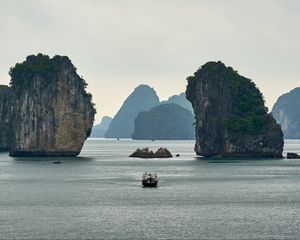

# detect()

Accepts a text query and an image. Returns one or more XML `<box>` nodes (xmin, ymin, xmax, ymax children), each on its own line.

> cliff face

<box><xmin>132</xmin><ymin>103</ymin><xmax>195</xmax><ymax>140</ymax></box>
<box><xmin>105</xmin><ymin>84</ymin><xmax>159</xmax><ymax>138</ymax></box>
<box><xmin>272</xmin><ymin>88</ymin><xmax>300</xmax><ymax>139</ymax></box>
<box><xmin>9</xmin><ymin>54</ymin><xmax>95</xmax><ymax>156</ymax></box>
<box><xmin>186</xmin><ymin>61</ymin><xmax>283</xmax><ymax>158</ymax></box>
<box><xmin>0</xmin><ymin>85</ymin><xmax>12</xmax><ymax>151</ymax></box>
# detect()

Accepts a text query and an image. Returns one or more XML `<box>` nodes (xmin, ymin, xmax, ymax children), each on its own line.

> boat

<box><xmin>142</xmin><ymin>172</ymin><xmax>158</xmax><ymax>187</ymax></box>
<box><xmin>53</xmin><ymin>160</ymin><xmax>61</xmax><ymax>164</ymax></box>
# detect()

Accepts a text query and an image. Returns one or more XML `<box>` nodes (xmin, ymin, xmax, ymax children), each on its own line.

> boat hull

<box><xmin>142</xmin><ymin>181</ymin><xmax>158</xmax><ymax>187</ymax></box>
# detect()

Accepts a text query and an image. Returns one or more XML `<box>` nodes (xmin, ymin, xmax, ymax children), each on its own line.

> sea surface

<box><xmin>1</xmin><ymin>139</ymin><xmax>300</xmax><ymax>239</ymax></box>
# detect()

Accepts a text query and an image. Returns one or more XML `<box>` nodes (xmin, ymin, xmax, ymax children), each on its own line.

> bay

<box><xmin>1</xmin><ymin>139</ymin><xmax>300</xmax><ymax>239</ymax></box>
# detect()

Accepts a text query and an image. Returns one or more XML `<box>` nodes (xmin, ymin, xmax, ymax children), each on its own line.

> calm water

<box><xmin>1</xmin><ymin>139</ymin><xmax>300</xmax><ymax>239</ymax></box>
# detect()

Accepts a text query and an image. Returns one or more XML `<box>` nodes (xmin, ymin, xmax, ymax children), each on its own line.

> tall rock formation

<box><xmin>272</xmin><ymin>88</ymin><xmax>300</xmax><ymax>139</ymax></box>
<box><xmin>105</xmin><ymin>84</ymin><xmax>159</xmax><ymax>138</ymax></box>
<box><xmin>0</xmin><ymin>85</ymin><xmax>12</xmax><ymax>151</ymax></box>
<box><xmin>161</xmin><ymin>93</ymin><xmax>193</xmax><ymax>112</ymax></box>
<box><xmin>90</xmin><ymin>116</ymin><xmax>112</xmax><ymax>138</ymax></box>
<box><xmin>186</xmin><ymin>61</ymin><xmax>283</xmax><ymax>157</ymax></box>
<box><xmin>132</xmin><ymin>103</ymin><xmax>195</xmax><ymax>140</ymax></box>
<box><xmin>9</xmin><ymin>54</ymin><xmax>95</xmax><ymax>156</ymax></box>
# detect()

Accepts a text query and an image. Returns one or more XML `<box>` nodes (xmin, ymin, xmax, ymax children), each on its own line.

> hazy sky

<box><xmin>1</xmin><ymin>0</ymin><xmax>299</xmax><ymax>122</ymax></box>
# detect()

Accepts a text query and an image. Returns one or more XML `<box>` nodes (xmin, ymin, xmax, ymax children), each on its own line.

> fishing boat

<box><xmin>142</xmin><ymin>172</ymin><xmax>158</xmax><ymax>187</ymax></box>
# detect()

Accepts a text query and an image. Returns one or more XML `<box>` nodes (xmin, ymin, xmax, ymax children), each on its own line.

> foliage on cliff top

<box><xmin>9</xmin><ymin>54</ymin><xmax>70</xmax><ymax>89</ymax></box>
<box><xmin>9</xmin><ymin>54</ymin><xmax>90</xmax><ymax>93</ymax></box>
<box><xmin>8</xmin><ymin>53</ymin><xmax>96</xmax><ymax>112</ymax></box>
<box><xmin>187</xmin><ymin>61</ymin><xmax>270</xmax><ymax>141</ymax></box>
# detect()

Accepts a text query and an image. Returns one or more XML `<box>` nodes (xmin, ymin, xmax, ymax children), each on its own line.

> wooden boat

<box><xmin>142</xmin><ymin>172</ymin><xmax>158</xmax><ymax>187</ymax></box>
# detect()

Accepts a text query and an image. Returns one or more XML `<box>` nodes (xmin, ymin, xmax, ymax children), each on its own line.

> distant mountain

<box><xmin>132</xmin><ymin>103</ymin><xmax>195</xmax><ymax>140</ymax></box>
<box><xmin>272</xmin><ymin>88</ymin><xmax>300</xmax><ymax>139</ymax></box>
<box><xmin>90</xmin><ymin>116</ymin><xmax>112</xmax><ymax>138</ymax></box>
<box><xmin>161</xmin><ymin>92</ymin><xmax>193</xmax><ymax>112</ymax></box>
<box><xmin>0</xmin><ymin>85</ymin><xmax>12</xmax><ymax>151</ymax></box>
<box><xmin>105</xmin><ymin>84</ymin><xmax>160</xmax><ymax>138</ymax></box>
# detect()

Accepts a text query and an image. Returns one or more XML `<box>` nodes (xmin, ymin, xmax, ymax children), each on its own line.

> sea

<box><xmin>1</xmin><ymin>139</ymin><xmax>300</xmax><ymax>240</ymax></box>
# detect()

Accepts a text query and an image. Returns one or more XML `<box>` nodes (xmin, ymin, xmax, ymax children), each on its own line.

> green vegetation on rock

<box><xmin>9</xmin><ymin>53</ymin><xmax>94</xmax><ymax>107</ymax></box>
<box><xmin>8</xmin><ymin>54</ymin><xmax>96</xmax><ymax>156</ymax></box>
<box><xmin>10</xmin><ymin>54</ymin><xmax>66</xmax><ymax>90</ymax></box>
<box><xmin>186</xmin><ymin>61</ymin><xmax>283</xmax><ymax>157</ymax></box>
<box><xmin>188</xmin><ymin>61</ymin><xmax>268</xmax><ymax>142</ymax></box>
<box><xmin>225</xmin><ymin>69</ymin><xmax>268</xmax><ymax>141</ymax></box>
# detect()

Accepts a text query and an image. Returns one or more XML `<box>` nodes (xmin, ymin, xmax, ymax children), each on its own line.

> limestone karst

<box><xmin>272</xmin><ymin>88</ymin><xmax>300</xmax><ymax>139</ymax></box>
<box><xmin>186</xmin><ymin>61</ymin><xmax>283</xmax><ymax>157</ymax></box>
<box><xmin>9</xmin><ymin>54</ymin><xmax>95</xmax><ymax>156</ymax></box>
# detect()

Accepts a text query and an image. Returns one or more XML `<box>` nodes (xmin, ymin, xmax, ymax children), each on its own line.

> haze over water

<box><xmin>1</xmin><ymin>139</ymin><xmax>300</xmax><ymax>239</ymax></box>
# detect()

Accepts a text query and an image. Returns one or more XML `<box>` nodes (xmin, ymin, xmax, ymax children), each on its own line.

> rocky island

<box><xmin>90</xmin><ymin>116</ymin><xmax>112</xmax><ymax>138</ymax></box>
<box><xmin>272</xmin><ymin>88</ymin><xmax>300</xmax><ymax>139</ymax></box>
<box><xmin>186</xmin><ymin>61</ymin><xmax>283</xmax><ymax>158</ymax></box>
<box><xmin>160</xmin><ymin>92</ymin><xmax>193</xmax><ymax>112</ymax></box>
<box><xmin>132</xmin><ymin>103</ymin><xmax>194</xmax><ymax>140</ymax></box>
<box><xmin>9</xmin><ymin>54</ymin><xmax>96</xmax><ymax>156</ymax></box>
<box><xmin>105</xmin><ymin>84</ymin><xmax>159</xmax><ymax>138</ymax></box>
<box><xmin>0</xmin><ymin>85</ymin><xmax>12</xmax><ymax>151</ymax></box>
<box><xmin>129</xmin><ymin>147</ymin><xmax>173</xmax><ymax>158</ymax></box>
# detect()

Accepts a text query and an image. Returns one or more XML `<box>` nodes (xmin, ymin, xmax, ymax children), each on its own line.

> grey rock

<box><xmin>9</xmin><ymin>54</ymin><xmax>95</xmax><ymax>157</ymax></box>
<box><xmin>90</xmin><ymin>116</ymin><xmax>112</xmax><ymax>138</ymax></box>
<box><xmin>129</xmin><ymin>147</ymin><xmax>172</xmax><ymax>158</ymax></box>
<box><xmin>186</xmin><ymin>61</ymin><xmax>283</xmax><ymax>158</ymax></box>
<box><xmin>287</xmin><ymin>152</ymin><xmax>300</xmax><ymax>159</ymax></box>
<box><xmin>105</xmin><ymin>84</ymin><xmax>159</xmax><ymax>138</ymax></box>
<box><xmin>272</xmin><ymin>88</ymin><xmax>300</xmax><ymax>139</ymax></box>
<box><xmin>0</xmin><ymin>85</ymin><xmax>12</xmax><ymax>151</ymax></box>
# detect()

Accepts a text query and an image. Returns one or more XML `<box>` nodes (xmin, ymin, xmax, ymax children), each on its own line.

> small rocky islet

<box><xmin>129</xmin><ymin>147</ymin><xmax>173</xmax><ymax>158</ymax></box>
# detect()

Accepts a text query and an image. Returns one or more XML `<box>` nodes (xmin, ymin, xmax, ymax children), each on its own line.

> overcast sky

<box><xmin>1</xmin><ymin>0</ymin><xmax>299</xmax><ymax>122</ymax></box>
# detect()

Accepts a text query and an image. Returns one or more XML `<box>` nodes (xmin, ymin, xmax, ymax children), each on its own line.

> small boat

<box><xmin>142</xmin><ymin>172</ymin><xmax>158</xmax><ymax>187</ymax></box>
<box><xmin>53</xmin><ymin>161</ymin><xmax>61</xmax><ymax>164</ymax></box>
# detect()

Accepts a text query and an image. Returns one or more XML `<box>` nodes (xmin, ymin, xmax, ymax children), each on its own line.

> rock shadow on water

<box><xmin>194</xmin><ymin>156</ymin><xmax>284</xmax><ymax>164</ymax></box>
<box><xmin>13</xmin><ymin>156</ymin><xmax>95</xmax><ymax>162</ymax></box>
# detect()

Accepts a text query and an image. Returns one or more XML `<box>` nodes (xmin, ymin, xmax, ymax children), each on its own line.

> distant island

<box><xmin>272</xmin><ymin>88</ymin><xmax>300</xmax><ymax>139</ymax></box>
<box><xmin>102</xmin><ymin>86</ymin><xmax>193</xmax><ymax>139</ymax></box>
<box><xmin>4</xmin><ymin>53</ymin><xmax>95</xmax><ymax>156</ymax></box>
<box><xmin>90</xmin><ymin>116</ymin><xmax>112</xmax><ymax>138</ymax></box>
<box><xmin>105</xmin><ymin>84</ymin><xmax>160</xmax><ymax>138</ymax></box>
<box><xmin>160</xmin><ymin>93</ymin><xmax>193</xmax><ymax>113</ymax></box>
<box><xmin>0</xmin><ymin>85</ymin><xmax>12</xmax><ymax>151</ymax></box>
<box><xmin>132</xmin><ymin>103</ymin><xmax>194</xmax><ymax>140</ymax></box>
<box><xmin>186</xmin><ymin>61</ymin><xmax>283</xmax><ymax>158</ymax></box>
